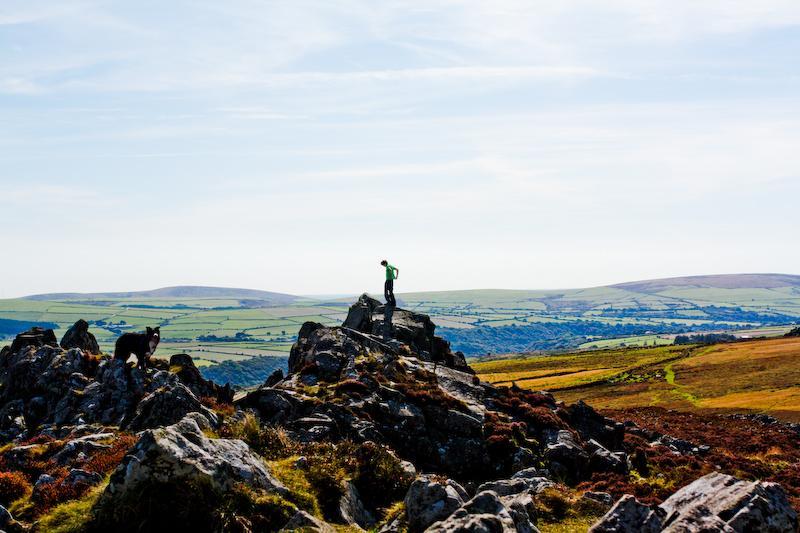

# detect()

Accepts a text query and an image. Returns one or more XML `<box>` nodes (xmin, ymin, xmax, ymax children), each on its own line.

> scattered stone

<box><xmin>280</xmin><ymin>510</ymin><xmax>335</xmax><ymax>532</ymax></box>
<box><xmin>63</xmin><ymin>468</ymin><xmax>104</xmax><ymax>487</ymax></box>
<box><xmin>589</xmin><ymin>495</ymin><xmax>665</xmax><ymax>533</ymax></box>
<box><xmin>581</xmin><ymin>491</ymin><xmax>614</xmax><ymax>508</ymax></box>
<box><xmin>427</xmin><ymin>490</ymin><xmax>538</xmax><ymax>533</ymax></box>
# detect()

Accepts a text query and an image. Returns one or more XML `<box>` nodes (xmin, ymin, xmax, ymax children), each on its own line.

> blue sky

<box><xmin>1</xmin><ymin>1</ymin><xmax>799</xmax><ymax>298</ymax></box>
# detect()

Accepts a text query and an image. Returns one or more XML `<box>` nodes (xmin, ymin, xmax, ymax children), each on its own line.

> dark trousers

<box><xmin>384</xmin><ymin>279</ymin><xmax>396</xmax><ymax>307</ymax></box>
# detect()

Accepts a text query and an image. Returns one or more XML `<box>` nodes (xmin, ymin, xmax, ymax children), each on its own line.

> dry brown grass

<box><xmin>476</xmin><ymin>337</ymin><xmax>800</xmax><ymax>422</ymax></box>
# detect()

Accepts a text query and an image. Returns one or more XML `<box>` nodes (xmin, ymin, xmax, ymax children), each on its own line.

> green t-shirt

<box><xmin>385</xmin><ymin>264</ymin><xmax>398</xmax><ymax>281</ymax></box>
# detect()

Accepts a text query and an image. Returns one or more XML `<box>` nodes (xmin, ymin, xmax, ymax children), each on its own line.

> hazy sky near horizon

<box><xmin>1</xmin><ymin>1</ymin><xmax>799</xmax><ymax>298</ymax></box>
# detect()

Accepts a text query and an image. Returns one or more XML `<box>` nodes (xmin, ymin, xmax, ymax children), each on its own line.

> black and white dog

<box><xmin>113</xmin><ymin>326</ymin><xmax>160</xmax><ymax>370</ymax></box>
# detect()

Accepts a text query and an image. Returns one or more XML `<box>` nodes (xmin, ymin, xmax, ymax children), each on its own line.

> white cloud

<box><xmin>1</xmin><ymin>1</ymin><xmax>799</xmax><ymax>296</ymax></box>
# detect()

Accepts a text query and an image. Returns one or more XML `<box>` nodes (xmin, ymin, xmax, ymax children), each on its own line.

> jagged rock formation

<box><xmin>6</xmin><ymin>326</ymin><xmax>57</xmax><ymax>354</ymax></box>
<box><xmin>60</xmin><ymin>319</ymin><xmax>100</xmax><ymax>354</ymax></box>
<box><xmin>94</xmin><ymin>413</ymin><xmax>287</xmax><ymax>531</ymax></box>
<box><xmin>0</xmin><ymin>328</ymin><xmax>227</xmax><ymax>437</ymax></box>
<box><xmin>0</xmin><ymin>300</ymin><xmax>795</xmax><ymax>533</ymax></box>
<box><xmin>590</xmin><ymin>472</ymin><xmax>798</xmax><ymax>532</ymax></box>
<box><xmin>242</xmin><ymin>294</ymin><xmax>627</xmax><ymax>480</ymax></box>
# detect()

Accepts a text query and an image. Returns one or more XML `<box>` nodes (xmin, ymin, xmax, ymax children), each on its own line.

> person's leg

<box><xmin>388</xmin><ymin>279</ymin><xmax>396</xmax><ymax>306</ymax></box>
<box><xmin>384</xmin><ymin>279</ymin><xmax>391</xmax><ymax>304</ymax></box>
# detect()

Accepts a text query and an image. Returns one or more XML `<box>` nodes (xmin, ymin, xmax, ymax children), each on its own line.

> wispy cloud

<box><xmin>1</xmin><ymin>0</ymin><xmax>799</xmax><ymax>295</ymax></box>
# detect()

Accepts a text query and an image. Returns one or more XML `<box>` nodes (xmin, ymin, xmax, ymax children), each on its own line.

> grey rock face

<box><xmin>288</xmin><ymin>324</ymin><xmax>363</xmax><ymax>381</ymax></box>
<box><xmin>339</xmin><ymin>480</ymin><xmax>377</xmax><ymax>529</ymax></box>
<box><xmin>280</xmin><ymin>510</ymin><xmax>335</xmax><ymax>532</ymax></box>
<box><xmin>476</xmin><ymin>477</ymin><xmax>553</xmax><ymax>497</ymax></box>
<box><xmin>404</xmin><ymin>475</ymin><xmax>469</xmax><ymax>532</ymax></box>
<box><xmin>589</xmin><ymin>495</ymin><xmax>666</xmax><ymax>533</ymax></box>
<box><xmin>544</xmin><ymin>430</ymin><xmax>589</xmax><ymax>483</ymax></box>
<box><xmin>427</xmin><ymin>490</ymin><xmax>539</xmax><ymax>533</ymax></box>
<box><xmin>95</xmin><ymin>413</ymin><xmax>287</xmax><ymax>527</ymax></box>
<box><xmin>60</xmin><ymin>319</ymin><xmax>100</xmax><ymax>354</ymax></box>
<box><xmin>264</xmin><ymin>367</ymin><xmax>285</xmax><ymax>387</ymax></box>
<box><xmin>590</xmin><ymin>472</ymin><xmax>798</xmax><ymax>533</ymax></box>
<box><xmin>168</xmin><ymin>353</ymin><xmax>233</xmax><ymax>403</ymax></box>
<box><xmin>586</xmin><ymin>438</ymin><xmax>629</xmax><ymax>474</ymax></box>
<box><xmin>52</xmin><ymin>432</ymin><xmax>114</xmax><ymax>465</ymax></box>
<box><xmin>342</xmin><ymin>294</ymin><xmax>472</xmax><ymax>372</ymax></box>
<box><xmin>9</xmin><ymin>327</ymin><xmax>58</xmax><ymax>354</ymax></box>
<box><xmin>581</xmin><ymin>491</ymin><xmax>614</xmax><ymax>508</ymax></box>
<box><xmin>660</xmin><ymin>472</ymin><xmax>798</xmax><ymax>532</ymax></box>
<box><xmin>63</xmin><ymin>468</ymin><xmax>104</xmax><ymax>487</ymax></box>
<box><xmin>564</xmin><ymin>400</ymin><xmax>624</xmax><ymax>450</ymax></box>
<box><xmin>124</xmin><ymin>377</ymin><xmax>218</xmax><ymax>431</ymax></box>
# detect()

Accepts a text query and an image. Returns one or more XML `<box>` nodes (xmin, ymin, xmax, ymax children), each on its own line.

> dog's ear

<box><xmin>146</xmin><ymin>326</ymin><xmax>153</xmax><ymax>335</ymax></box>
<box><xmin>154</xmin><ymin>327</ymin><xmax>160</xmax><ymax>334</ymax></box>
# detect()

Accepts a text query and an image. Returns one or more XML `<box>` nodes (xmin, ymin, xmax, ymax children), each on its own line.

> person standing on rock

<box><xmin>381</xmin><ymin>259</ymin><xmax>399</xmax><ymax>307</ymax></box>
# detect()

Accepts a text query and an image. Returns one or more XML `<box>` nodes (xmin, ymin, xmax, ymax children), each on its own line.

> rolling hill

<box><xmin>0</xmin><ymin>273</ymin><xmax>798</xmax><ymax>387</ymax></box>
<box><xmin>24</xmin><ymin>285</ymin><xmax>300</xmax><ymax>306</ymax></box>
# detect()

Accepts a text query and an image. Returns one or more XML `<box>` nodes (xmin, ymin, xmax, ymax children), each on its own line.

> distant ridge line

<box><xmin>20</xmin><ymin>273</ymin><xmax>800</xmax><ymax>302</ymax></box>
<box><xmin>24</xmin><ymin>285</ymin><xmax>300</xmax><ymax>303</ymax></box>
<box><xmin>610</xmin><ymin>273</ymin><xmax>800</xmax><ymax>293</ymax></box>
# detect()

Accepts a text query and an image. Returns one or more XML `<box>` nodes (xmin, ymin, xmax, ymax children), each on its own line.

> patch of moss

<box><xmin>538</xmin><ymin>515</ymin><xmax>600</xmax><ymax>533</ymax></box>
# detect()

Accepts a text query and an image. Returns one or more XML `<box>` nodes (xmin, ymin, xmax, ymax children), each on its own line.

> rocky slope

<box><xmin>0</xmin><ymin>294</ymin><xmax>794</xmax><ymax>532</ymax></box>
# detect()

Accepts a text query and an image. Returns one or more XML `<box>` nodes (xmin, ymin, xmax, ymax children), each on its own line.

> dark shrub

<box><xmin>0</xmin><ymin>471</ymin><xmax>30</xmax><ymax>506</ymax></box>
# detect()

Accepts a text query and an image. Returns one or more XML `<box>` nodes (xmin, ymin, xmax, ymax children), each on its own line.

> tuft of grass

<box><xmin>381</xmin><ymin>500</ymin><xmax>405</xmax><ymax>523</ymax></box>
<box><xmin>220</xmin><ymin>412</ymin><xmax>298</xmax><ymax>460</ymax></box>
<box><xmin>539</xmin><ymin>515</ymin><xmax>600</xmax><ymax>533</ymax></box>
<box><xmin>200</xmin><ymin>396</ymin><xmax>235</xmax><ymax>418</ymax></box>
<box><xmin>219</xmin><ymin>484</ymin><xmax>297</xmax><ymax>533</ymax></box>
<box><xmin>269</xmin><ymin>457</ymin><xmax>321</xmax><ymax>516</ymax></box>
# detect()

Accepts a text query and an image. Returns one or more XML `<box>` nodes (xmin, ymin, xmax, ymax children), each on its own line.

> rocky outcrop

<box><xmin>427</xmin><ymin>490</ymin><xmax>539</xmax><ymax>533</ymax></box>
<box><xmin>405</xmin><ymin>470</ymin><xmax>543</xmax><ymax>533</ymax></box>
<box><xmin>60</xmin><ymin>319</ymin><xmax>100</xmax><ymax>354</ymax></box>
<box><xmin>124</xmin><ymin>375</ymin><xmax>219</xmax><ymax>431</ymax></box>
<box><xmin>94</xmin><ymin>413</ymin><xmax>286</xmax><ymax>530</ymax></box>
<box><xmin>590</xmin><ymin>472</ymin><xmax>798</xmax><ymax>532</ymax></box>
<box><xmin>0</xmin><ymin>298</ymin><xmax>795</xmax><ymax>533</ymax></box>
<box><xmin>0</xmin><ymin>330</ymin><xmax>231</xmax><ymax>434</ymax></box>
<box><xmin>242</xmin><ymin>296</ymin><xmax>636</xmax><ymax>481</ymax></box>
<box><xmin>168</xmin><ymin>353</ymin><xmax>233</xmax><ymax>403</ymax></box>
<box><xmin>589</xmin><ymin>495</ymin><xmax>665</xmax><ymax>533</ymax></box>
<box><xmin>404</xmin><ymin>475</ymin><xmax>469</xmax><ymax>532</ymax></box>
<box><xmin>341</xmin><ymin>294</ymin><xmax>471</xmax><ymax>372</ymax></box>
<box><xmin>7</xmin><ymin>327</ymin><xmax>57</xmax><ymax>354</ymax></box>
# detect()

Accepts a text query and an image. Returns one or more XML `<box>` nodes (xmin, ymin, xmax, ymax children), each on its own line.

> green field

<box><xmin>1</xmin><ymin>274</ymin><xmax>799</xmax><ymax>376</ymax></box>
